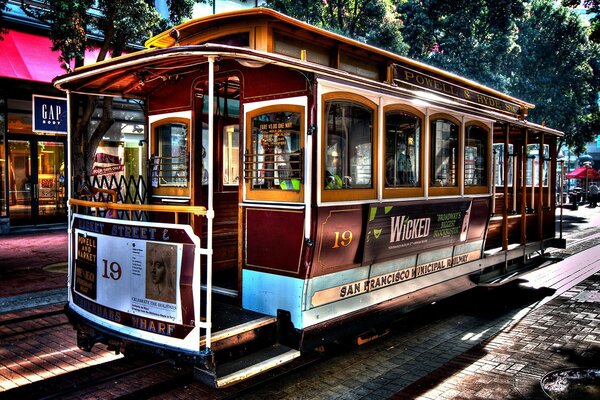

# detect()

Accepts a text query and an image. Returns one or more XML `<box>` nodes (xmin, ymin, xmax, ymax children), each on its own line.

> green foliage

<box><xmin>397</xmin><ymin>0</ymin><xmax>526</xmax><ymax>91</ymax></box>
<box><xmin>562</xmin><ymin>0</ymin><xmax>600</xmax><ymax>42</ymax></box>
<box><xmin>510</xmin><ymin>0</ymin><xmax>600</xmax><ymax>151</ymax></box>
<box><xmin>265</xmin><ymin>0</ymin><xmax>408</xmax><ymax>54</ymax></box>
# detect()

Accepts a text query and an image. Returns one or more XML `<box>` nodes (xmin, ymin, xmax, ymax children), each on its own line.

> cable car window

<box><xmin>247</xmin><ymin>110</ymin><xmax>302</xmax><ymax>192</ymax></box>
<box><xmin>493</xmin><ymin>143</ymin><xmax>514</xmax><ymax>187</ymax></box>
<box><xmin>223</xmin><ymin>125</ymin><xmax>239</xmax><ymax>185</ymax></box>
<box><xmin>151</xmin><ymin>121</ymin><xmax>189</xmax><ymax>188</ymax></box>
<box><xmin>431</xmin><ymin>118</ymin><xmax>458</xmax><ymax>187</ymax></box>
<box><xmin>385</xmin><ymin>110</ymin><xmax>420</xmax><ymax>188</ymax></box>
<box><xmin>324</xmin><ymin>101</ymin><xmax>373</xmax><ymax>190</ymax></box>
<box><xmin>465</xmin><ymin>125</ymin><xmax>488</xmax><ymax>187</ymax></box>
<box><xmin>526</xmin><ymin>144</ymin><xmax>549</xmax><ymax>187</ymax></box>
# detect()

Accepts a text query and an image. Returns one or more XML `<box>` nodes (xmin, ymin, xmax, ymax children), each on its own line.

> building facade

<box><xmin>0</xmin><ymin>2</ymin><xmax>145</xmax><ymax>231</ymax></box>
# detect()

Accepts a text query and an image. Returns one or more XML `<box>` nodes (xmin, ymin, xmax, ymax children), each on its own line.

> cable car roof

<box><xmin>53</xmin><ymin>8</ymin><xmax>562</xmax><ymax>136</ymax></box>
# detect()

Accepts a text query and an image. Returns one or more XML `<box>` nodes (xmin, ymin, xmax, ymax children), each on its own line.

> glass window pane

<box><xmin>325</xmin><ymin>101</ymin><xmax>373</xmax><ymax>190</ymax></box>
<box><xmin>222</xmin><ymin>125</ymin><xmax>240</xmax><ymax>185</ymax></box>
<box><xmin>250</xmin><ymin>111</ymin><xmax>302</xmax><ymax>191</ymax></box>
<box><xmin>431</xmin><ymin>119</ymin><xmax>458</xmax><ymax>187</ymax></box>
<box><xmin>385</xmin><ymin>110</ymin><xmax>420</xmax><ymax>187</ymax></box>
<box><xmin>465</xmin><ymin>125</ymin><xmax>488</xmax><ymax>186</ymax></box>
<box><xmin>152</xmin><ymin>122</ymin><xmax>188</xmax><ymax>187</ymax></box>
<box><xmin>526</xmin><ymin>144</ymin><xmax>549</xmax><ymax>187</ymax></box>
<box><xmin>493</xmin><ymin>143</ymin><xmax>514</xmax><ymax>187</ymax></box>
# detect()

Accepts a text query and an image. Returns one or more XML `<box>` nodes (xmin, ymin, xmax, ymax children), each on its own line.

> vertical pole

<box><xmin>424</xmin><ymin>109</ymin><xmax>430</xmax><ymax>199</ymax></box>
<box><xmin>502</xmin><ymin>124</ymin><xmax>509</xmax><ymax>250</ymax></box>
<box><xmin>538</xmin><ymin>134</ymin><xmax>545</xmax><ymax>242</ymax></box>
<box><xmin>205</xmin><ymin>56</ymin><xmax>215</xmax><ymax>350</ymax></box>
<box><xmin>512</xmin><ymin>152</ymin><xmax>517</xmax><ymax>212</ymax></box>
<box><xmin>66</xmin><ymin>90</ymin><xmax>73</xmax><ymax>302</ymax></box>
<box><xmin>377</xmin><ymin>97</ymin><xmax>383</xmax><ymax>200</ymax></box>
<box><xmin>491</xmin><ymin>146</ymin><xmax>496</xmax><ymax>216</ymax></box>
<box><xmin>559</xmin><ymin>159</ymin><xmax>564</xmax><ymax>239</ymax></box>
<box><xmin>460</xmin><ymin>116</ymin><xmax>465</xmax><ymax>197</ymax></box>
<box><xmin>521</xmin><ymin>129</ymin><xmax>528</xmax><ymax>246</ymax></box>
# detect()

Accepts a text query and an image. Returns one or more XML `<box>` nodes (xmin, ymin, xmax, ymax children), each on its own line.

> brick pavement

<box><xmin>390</xmin><ymin>259</ymin><xmax>600</xmax><ymax>399</ymax></box>
<box><xmin>0</xmin><ymin>227</ymin><xmax>67</xmax><ymax>299</ymax></box>
<box><xmin>236</xmin><ymin>243</ymin><xmax>600</xmax><ymax>400</ymax></box>
<box><xmin>0</xmin><ymin>207</ymin><xmax>598</xmax><ymax>398</ymax></box>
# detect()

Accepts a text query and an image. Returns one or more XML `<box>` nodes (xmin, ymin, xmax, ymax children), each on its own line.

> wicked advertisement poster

<box><xmin>363</xmin><ymin>199</ymin><xmax>472</xmax><ymax>263</ymax></box>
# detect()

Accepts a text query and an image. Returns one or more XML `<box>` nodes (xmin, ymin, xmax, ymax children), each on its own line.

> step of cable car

<box><xmin>195</xmin><ymin>343</ymin><xmax>301</xmax><ymax>387</ymax></box>
<box><xmin>478</xmin><ymin>259</ymin><xmax>555</xmax><ymax>287</ymax></box>
<box><xmin>200</xmin><ymin>301</ymin><xmax>281</xmax><ymax>351</ymax></box>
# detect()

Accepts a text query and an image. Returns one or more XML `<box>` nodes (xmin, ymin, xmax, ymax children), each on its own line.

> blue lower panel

<box><xmin>242</xmin><ymin>269</ymin><xmax>304</xmax><ymax>329</ymax></box>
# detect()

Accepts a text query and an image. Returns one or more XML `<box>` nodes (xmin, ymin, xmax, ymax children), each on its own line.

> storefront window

<box><xmin>431</xmin><ymin>118</ymin><xmax>458</xmax><ymax>187</ymax></box>
<box><xmin>325</xmin><ymin>100</ymin><xmax>373</xmax><ymax>190</ymax></box>
<box><xmin>465</xmin><ymin>125</ymin><xmax>488</xmax><ymax>186</ymax></box>
<box><xmin>385</xmin><ymin>110</ymin><xmax>420</xmax><ymax>188</ymax></box>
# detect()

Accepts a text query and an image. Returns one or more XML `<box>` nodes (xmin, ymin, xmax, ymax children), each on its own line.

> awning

<box><xmin>0</xmin><ymin>29</ymin><xmax>101</xmax><ymax>84</ymax></box>
<box><xmin>566</xmin><ymin>166</ymin><xmax>600</xmax><ymax>180</ymax></box>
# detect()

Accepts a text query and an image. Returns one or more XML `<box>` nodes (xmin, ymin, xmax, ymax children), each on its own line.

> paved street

<box><xmin>0</xmin><ymin>205</ymin><xmax>598</xmax><ymax>399</ymax></box>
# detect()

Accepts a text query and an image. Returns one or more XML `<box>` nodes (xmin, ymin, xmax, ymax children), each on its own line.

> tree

<box><xmin>562</xmin><ymin>0</ymin><xmax>600</xmax><ymax>42</ymax></box>
<box><xmin>2</xmin><ymin>0</ymin><xmax>196</xmax><ymax>182</ymax></box>
<box><xmin>509</xmin><ymin>0</ymin><xmax>600</xmax><ymax>152</ymax></box>
<box><xmin>265</xmin><ymin>0</ymin><xmax>407</xmax><ymax>54</ymax></box>
<box><xmin>397</xmin><ymin>0</ymin><xmax>526</xmax><ymax>91</ymax></box>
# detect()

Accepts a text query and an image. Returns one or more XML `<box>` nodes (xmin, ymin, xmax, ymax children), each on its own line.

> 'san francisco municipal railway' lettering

<box><xmin>340</xmin><ymin>268</ymin><xmax>414</xmax><ymax>298</ymax></box>
<box><xmin>311</xmin><ymin>251</ymin><xmax>479</xmax><ymax>307</ymax></box>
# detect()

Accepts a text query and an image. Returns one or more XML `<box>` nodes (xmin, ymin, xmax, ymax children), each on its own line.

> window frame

<box><xmin>429</xmin><ymin>113</ymin><xmax>461</xmax><ymax>197</ymax></box>
<box><xmin>464</xmin><ymin>121</ymin><xmax>490</xmax><ymax>195</ymax></box>
<box><xmin>321</xmin><ymin>92</ymin><xmax>378</xmax><ymax>203</ymax></box>
<box><xmin>244</xmin><ymin>104</ymin><xmax>304</xmax><ymax>203</ymax></box>
<box><xmin>383</xmin><ymin>104</ymin><xmax>424</xmax><ymax>199</ymax></box>
<box><xmin>150</xmin><ymin>117</ymin><xmax>191</xmax><ymax>198</ymax></box>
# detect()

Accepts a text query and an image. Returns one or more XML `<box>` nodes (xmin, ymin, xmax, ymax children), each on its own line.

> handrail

<box><xmin>69</xmin><ymin>198</ymin><xmax>207</xmax><ymax>223</ymax></box>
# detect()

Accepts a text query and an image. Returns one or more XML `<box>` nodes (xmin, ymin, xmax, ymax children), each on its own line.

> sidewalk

<box><xmin>389</xmin><ymin>244</ymin><xmax>600</xmax><ymax>400</ymax></box>
<box><xmin>0</xmin><ymin>227</ymin><xmax>68</xmax><ymax>299</ymax></box>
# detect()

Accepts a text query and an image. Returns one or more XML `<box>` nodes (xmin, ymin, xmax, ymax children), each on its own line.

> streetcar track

<box><xmin>0</xmin><ymin>357</ymin><xmax>170</xmax><ymax>400</ymax></box>
<box><xmin>0</xmin><ymin>321</ymin><xmax>70</xmax><ymax>339</ymax></box>
<box><xmin>115</xmin><ymin>370</ymin><xmax>194</xmax><ymax>400</ymax></box>
<box><xmin>0</xmin><ymin>309</ymin><xmax>69</xmax><ymax>339</ymax></box>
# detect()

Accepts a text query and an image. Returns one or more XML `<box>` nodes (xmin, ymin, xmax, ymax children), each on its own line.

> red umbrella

<box><xmin>566</xmin><ymin>166</ymin><xmax>600</xmax><ymax>179</ymax></box>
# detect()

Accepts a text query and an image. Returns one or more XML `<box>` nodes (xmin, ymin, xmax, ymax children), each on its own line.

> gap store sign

<box><xmin>33</xmin><ymin>95</ymin><xmax>68</xmax><ymax>134</ymax></box>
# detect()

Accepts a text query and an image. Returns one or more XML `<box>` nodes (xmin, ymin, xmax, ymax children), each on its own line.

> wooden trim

<box><xmin>321</xmin><ymin>92</ymin><xmax>378</xmax><ymax>203</ymax></box>
<box><xmin>150</xmin><ymin>117</ymin><xmax>191</xmax><ymax>199</ymax></box>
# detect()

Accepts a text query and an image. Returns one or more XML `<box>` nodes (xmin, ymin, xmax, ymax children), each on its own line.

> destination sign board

<box><xmin>391</xmin><ymin>64</ymin><xmax>525</xmax><ymax>118</ymax></box>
